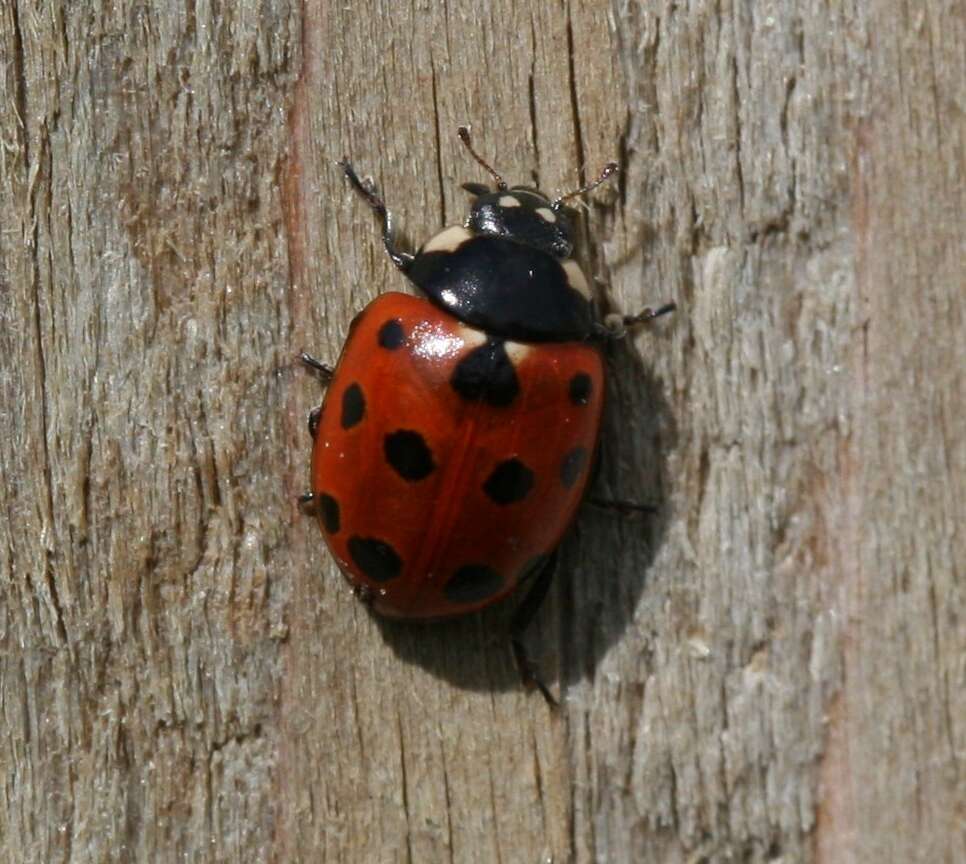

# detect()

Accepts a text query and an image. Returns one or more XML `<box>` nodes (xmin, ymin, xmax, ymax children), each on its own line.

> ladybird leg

<box><xmin>621</xmin><ymin>301</ymin><xmax>677</xmax><ymax>328</ymax></box>
<box><xmin>510</xmin><ymin>551</ymin><xmax>559</xmax><ymax>707</ymax></box>
<box><xmin>298</xmin><ymin>351</ymin><xmax>334</xmax><ymax>383</ymax></box>
<box><xmin>352</xmin><ymin>584</ymin><xmax>375</xmax><ymax>608</ymax></box>
<box><xmin>298</xmin><ymin>491</ymin><xmax>319</xmax><ymax>516</ymax></box>
<box><xmin>592</xmin><ymin>302</ymin><xmax>677</xmax><ymax>341</ymax></box>
<box><xmin>300</xmin><ymin>353</ymin><xmax>331</xmax><ymax>436</ymax></box>
<box><xmin>585</xmin><ymin>497</ymin><xmax>658</xmax><ymax>515</ymax></box>
<box><xmin>307</xmin><ymin>406</ymin><xmax>321</xmax><ymax>439</ymax></box>
<box><xmin>338</xmin><ymin>160</ymin><xmax>415</xmax><ymax>272</ymax></box>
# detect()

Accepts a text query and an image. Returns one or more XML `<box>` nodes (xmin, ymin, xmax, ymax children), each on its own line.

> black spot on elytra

<box><xmin>444</xmin><ymin>564</ymin><xmax>504</xmax><ymax>604</ymax></box>
<box><xmin>483</xmin><ymin>458</ymin><xmax>534</xmax><ymax>505</ymax></box>
<box><xmin>450</xmin><ymin>339</ymin><xmax>519</xmax><ymax>407</ymax></box>
<box><xmin>341</xmin><ymin>383</ymin><xmax>365</xmax><ymax>429</ymax></box>
<box><xmin>318</xmin><ymin>493</ymin><xmax>340</xmax><ymax>534</ymax></box>
<box><xmin>560</xmin><ymin>446</ymin><xmax>588</xmax><ymax>489</ymax></box>
<box><xmin>377</xmin><ymin>318</ymin><xmax>406</xmax><ymax>349</ymax></box>
<box><xmin>384</xmin><ymin>430</ymin><xmax>436</xmax><ymax>481</ymax></box>
<box><xmin>569</xmin><ymin>372</ymin><xmax>593</xmax><ymax>405</ymax></box>
<box><xmin>348</xmin><ymin>536</ymin><xmax>402</xmax><ymax>582</ymax></box>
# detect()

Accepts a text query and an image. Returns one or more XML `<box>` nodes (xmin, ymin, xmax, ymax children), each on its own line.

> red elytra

<box><xmin>309</xmin><ymin>291</ymin><xmax>605</xmax><ymax>620</ymax></box>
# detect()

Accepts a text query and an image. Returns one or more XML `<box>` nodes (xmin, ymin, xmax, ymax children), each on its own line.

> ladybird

<box><xmin>300</xmin><ymin>127</ymin><xmax>673</xmax><ymax>701</ymax></box>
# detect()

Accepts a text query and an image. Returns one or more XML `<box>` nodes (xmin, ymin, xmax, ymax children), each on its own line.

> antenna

<box><xmin>457</xmin><ymin>126</ymin><xmax>508</xmax><ymax>191</ymax></box>
<box><xmin>552</xmin><ymin>161</ymin><xmax>619</xmax><ymax>210</ymax></box>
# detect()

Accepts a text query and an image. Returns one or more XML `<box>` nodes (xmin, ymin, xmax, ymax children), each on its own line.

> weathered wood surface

<box><xmin>1</xmin><ymin>1</ymin><xmax>962</xmax><ymax>862</ymax></box>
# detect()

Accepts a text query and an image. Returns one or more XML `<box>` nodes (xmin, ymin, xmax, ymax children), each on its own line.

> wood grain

<box><xmin>1</xmin><ymin>1</ymin><xmax>962</xmax><ymax>862</ymax></box>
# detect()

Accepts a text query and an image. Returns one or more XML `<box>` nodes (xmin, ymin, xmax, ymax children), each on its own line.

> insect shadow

<box><xmin>371</xmin><ymin>334</ymin><xmax>676</xmax><ymax>699</ymax></box>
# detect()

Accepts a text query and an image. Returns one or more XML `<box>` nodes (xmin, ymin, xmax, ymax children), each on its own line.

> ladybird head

<box><xmin>456</xmin><ymin>127</ymin><xmax>618</xmax><ymax>261</ymax></box>
<box><xmin>465</xmin><ymin>187</ymin><xmax>575</xmax><ymax>259</ymax></box>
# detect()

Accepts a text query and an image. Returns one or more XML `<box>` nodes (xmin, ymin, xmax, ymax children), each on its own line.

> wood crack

<box><xmin>564</xmin><ymin>2</ymin><xmax>586</xmax><ymax>186</ymax></box>
<box><xmin>430</xmin><ymin>60</ymin><xmax>447</xmax><ymax>227</ymax></box>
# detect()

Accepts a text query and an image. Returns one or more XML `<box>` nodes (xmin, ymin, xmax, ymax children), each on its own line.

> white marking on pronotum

<box><xmin>535</xmin><ymin>207</ymin><xmax>557</xmax><ymax>223</ymax></box>
<box><xmin>561</xmin><ymin>259</ymin><xmax>591</xmax><ymax>299</ymax></box>
<box><xmin>498</xmin><ymin>195</ymin><xmax>521</xmax><ymax>208</ymax></box>
<box><xmin>421</xmin><ymin>226</ymin><xmax>473</xmax><ymax>254</ymax></box>
<box><xmin>504</xmin><ymin>341</ymin><xmax>532</xmax><ymax>366</ymax></box>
